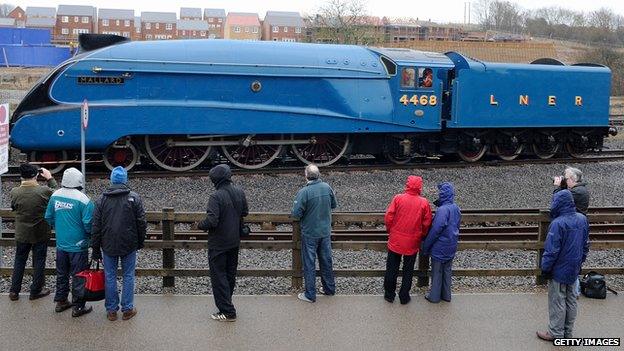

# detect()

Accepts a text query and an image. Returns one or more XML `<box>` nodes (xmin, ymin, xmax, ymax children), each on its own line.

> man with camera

<box><xmin>552</xmin><ymin>167</ymin><xmax>589</xmax><ymax>214</ymax></box>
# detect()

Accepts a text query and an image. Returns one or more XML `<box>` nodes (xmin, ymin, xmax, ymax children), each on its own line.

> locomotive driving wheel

<box><xmin>565</xmin><ymin>142</ymin><xmax>586</xmax><ymax>158</ymax></box>
<box><xmin>29</xmin><ymin>150</ymin><xmax>68</xmax><ymax>174</ymax></box>
<box><xmin>384</xmin><ymin>136</ymin><xmax>413</xmax><ymax>165</ymax></box>
<box><xmin>493</xmin><ymin>144</ymin><xmax>524</xmax><ymax>161</ymax></box>
<box><xmin>457</xmin><ymin>145</ymin><xmax>487</xmax><ymax>162</ymax></box>
<box><xmin>532</xmin><ymin>143</ymin><xmax>560</xmax><ymax>159</ymax></box>
<box><xmin>291</xmin><ymin>134</ymin><xmax>350</xmax><ymax>167</ymax></box>
<box><xmin>144</xmin><ymin>135</ymin><xmax>211</xmax><ymax>172</ymax></box>
<box><xmin>103</xmin><ymin>143</ymin><xmax>139</xmax><ymax>171</ymax></box>
<box><xmin>220</xmin><ymin>135</ymin><xmax>284</xmax><ymax>169</ymax></box>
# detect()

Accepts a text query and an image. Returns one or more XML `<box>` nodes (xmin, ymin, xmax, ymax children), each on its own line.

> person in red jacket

<box><xmin>383</xmin><ymin>175</ymin><xmax>432</xmax><ymax>304</ymax></box>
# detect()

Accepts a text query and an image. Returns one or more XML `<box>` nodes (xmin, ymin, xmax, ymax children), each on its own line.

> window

<box><xmin>200</xmin><ymin>31</ymin><xmax>206</xmax><ymax>36</ymax></box>
<box><xmin>82</xmin><ymin>17</ymin><xmax>89</xmax><ymax>23</ymax></box>
<box><xmin>245</xmin><ymin>27</ymin><xmax>250</xmax><ymax>33</ymax></box>
<box><xmin>295</xmin><ymin>27</ymin><xmax>301</xmax><ymax>34</ymax></box>
<box><xmin>61</xmin><ymin>16</ymin><xmax>68</xmax><ymax>23</ymax></box>
<box><xmin>136</xmin><ymin>27</ymin><xmax>140</xmax><ymax>33</ymax></box>
<box><xmin>155</xmin><ymin>23</ymin><xmax>159</xmax><ymax>29</ymax></box>
<box><xmin>284</xmin><ymin>27</ymin><xmax>288</xmax><ymax>33</ymax></box>
<box><xmin>209</xmin><ymin>34</ymin><xmax>215</xmax><ymax>39</ymax></box>
<box><xmin>73</xmin><ymin>28</ymin><xmax>89</xmax><ymax>34</ymax></box>
<box><xmin>124</xmin><ymin>20</ymin><xmax>130</xmax><ymax>27</ymax></box>
<box><xmin>192</xmin><ymin>30</ymin><xmax>196</xmax><ymax>36</ymax></box>
<box><xmin>102</xmin><ymin>19</ymin><xmax>109</xmax><ymax>26</ymax></box>
<box><xmin>123</xmin><ymin>32</ymin><xmax>130</xmax><ymax>37</ymax></box>
<box><xmin>61</xmin><ymin>28</ymin><xmax>69</xmax><ymax>34</ymax></box>
<box><xmin>182</xmin><ymin>30</ymin><xmax>186</xmax><ymax>35</ymax></box>
<box><xmin>419</xmin><ymin>68</ymin><xmax>433</xmax><ymax>88</ymax></box>
<box><xmin>401</xmin><ymin>68</ymin><xmax>416</xmax><ymax>88</ymax></box>
<box><xmin>145</xmin><ymin>23</ymin><xmax>151</xmax><ymax>29</ymax></box>
<box><xmin>218</xmin><ymin>18</ymin><xmax>222</xmax><ymax>23</ymax></box>
<box><xmin>272</xmin><ymin>26</ymin><xmax>278</xmax><ymax>33</ymax></box>
<box><xmin>166</xmin><ymin>23</ymin><xmax>172</xmax><ymax>30</ymax></box>
<box><xmin>74</xmin><ymin>16</ymin><xmax>78</xmax><ymax>23</ymax></box>
<box><xmin>252</xmin><ymin>27</ymin><xmax>258</xmax><ymax>34</ymax></box>
<box><xmin>116</xmin><ymin>19</ymin><xmax>120</xmax><ymax>26</ymax></box>
<box><xmin>234</xmin><ymin>26</ymin><xmax>240</xmax><ymax>33</ymax></box>
<box><xmin>146</xmin><ymin>34</ymin><xmax>152</xmax><ymax>39</ymax></box>
<box><xmin>208</xmin><ymin>18</ymin><xmax>214</xmax><ymax>23</ymax></box>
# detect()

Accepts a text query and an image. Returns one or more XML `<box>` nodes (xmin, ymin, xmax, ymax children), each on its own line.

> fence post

<box><xmin>291</xmin><ymin>220</ymin><xmax>303</xmax><ymax>290</ymax></box>
<box><xmin>162</xmin><ymin>208</ymin><xmax>175</xmax><ymax>288</ymax></box>
<box><xmin>417</xmin><ymin>252</ymin><xmax>430</xmax><ymax>287</ymax></box>
<box><xmin>536</xmin><ymin>209</ymin><xmax>549</xmax><ymax>285</ymax></box>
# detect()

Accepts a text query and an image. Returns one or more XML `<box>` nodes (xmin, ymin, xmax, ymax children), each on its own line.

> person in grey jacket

<box><xmin>553</xmin><ymin>167</ymin><xmax>589</xmax><ymax>214</ymax></box>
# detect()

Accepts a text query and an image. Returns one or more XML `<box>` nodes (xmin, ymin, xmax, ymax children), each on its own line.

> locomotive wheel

<box><xmin>103</xmin><ymin>144</ymin><xmax>139</xmax><ymax>171</ymax></box>
<box><xmin>291</xmin><ymin>134</ymin><xmax>350</xmax><ymax>167</ymax></box>
<box><xmin>493</xmin><ymin>144</ymin><xmax>524</xmax><ymax>161</ymax></box>
<box><xmin>221</xmin><ymin>135</ymin><xmax>284</xmax><ymax>169</ymax></box>
<box><xmin>384</xmin><ymin>136</ymin><xmax>413</xmax><ymax>165</ymax></box>
<box><xmin>457</xmin><ymin>145</ymin><xmax>487</xmax><ymax>162</ymax></box>
<box><xmin>29</xmin><ymin>150</ymin><xmax>68</xmax><ymax>174</ymax></box>
<box><xmin>532</xmin><ymin>143</ymin><xmax>560</xmax><ymax>159</ymax></box>
<box><xmin>565</xmin><ymin>142</ymin><xmax>586</xmax><ymax>158</ymax></box>
<box><xmin>145</xmin><ymin>135</ymin><xmax>211</xmax><ymax>172</ymax></box>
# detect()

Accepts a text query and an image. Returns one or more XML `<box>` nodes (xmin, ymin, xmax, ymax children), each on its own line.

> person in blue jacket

<box><xmin>45</xmin><ymin>168</ymin><xmax>95</xmax><ymax>318</ymax></box>
<box><xmin>421</xmin><ymin>182</ymin><xmax>461</xmax><ymax>303</ymax></box>
<box><xmin>537</xmin><ymin>190</ymin><xmax>589</xmax><ymax>341</ymax></box>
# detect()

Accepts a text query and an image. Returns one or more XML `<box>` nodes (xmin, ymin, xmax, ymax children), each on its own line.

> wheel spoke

<box><xmin>145</xmin><ymin>135</ymin><xmax>211</xmax><ymax>172</ymax></box>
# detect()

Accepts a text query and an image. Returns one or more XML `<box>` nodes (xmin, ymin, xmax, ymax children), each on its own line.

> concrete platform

<box><xmin>1</xmin><ymin>293</ymin><xmax>622</xmax><ymax>351</ymax></box>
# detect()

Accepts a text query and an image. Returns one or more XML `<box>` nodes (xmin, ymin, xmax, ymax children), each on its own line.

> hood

<box><xmin>61</xmin><ymin>167</ymin><xmax>83</xmax><ymax>188</ymax></box>
<box><xmin>404</xmin><ymin>175</ymin><xmax>422</xmax><ymax>196</ymax></box>
<box><xmin>437</xmin><ymin>182</ymin><xmax>455</xmax><ymax>205</ymax></box>
<box><xmin>550</xmin><ymin>190</ymin><xmax>576</xmax><ymax>218</ymax></box>
<box><xmin>209</xmin><ymin>164</ymin><xmax>232</xmax><ymax>188</ymax></box>
<box><xmin>104</xmin><ymin>183</ymin><xmax>131</xmax><ymax>196</ymax></box>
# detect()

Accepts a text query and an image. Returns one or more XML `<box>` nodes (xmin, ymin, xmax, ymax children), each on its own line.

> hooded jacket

<box><xmin>421</xmin><ymin>182</ymin><xmax>462</xmax><ymax>262</ymax></box>
<box><xmin>384</xmin><ymin>176</ymin><xmax>433</xmax><ymax>256</ymax></box>
<box><xmin>541</xmin><ymin>190</ymin><xmax>590</xmax><ymax>285</ymax></box>
<box><xmin>91</xmin><ymin>184</ymin><xmax>147</xmax><ymax>257</ymax></box>
<box><xmin>291</xmin><ymin>178</ymin><xmax>337</xmax><ymax>238</ymax></box>
<box><xmin>198</xmin><ymin>165</ymin><xmax>249</xmax><ymax>251</ymax></box>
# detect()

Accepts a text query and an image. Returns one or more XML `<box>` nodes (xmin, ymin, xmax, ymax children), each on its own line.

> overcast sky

<box><xmin>12</xmin><ymin>0</ymin><xmax>624</xmax><ymax>23</ymax></box>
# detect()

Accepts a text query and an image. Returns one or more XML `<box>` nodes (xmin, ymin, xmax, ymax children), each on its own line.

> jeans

<box><xmin>10</xmin><ymin>241</ymin><xmax>48</xmax><ymax>295</ymax></box>
<box><xmin>301</xmin><ymin>235</ymin><xmax>335</xmax><ymax>302</ymax></box>
<box><xmin>383</xmin><ymin>250</ymin><xmax>416</xmax><ymax>303</ymax></box>
<box><xmin>548</xmin><ymin>279</ymin><xmax>578</xmax><ymax>338</ymax></box>
<box><xmin>208</xmin><ymin>247</ymin><xmax>239</xmax><ymax>316</ymax></box>
<box><xmin>54</xmin><ymin>249</ymin><xmax>89</xmax><ymax>308</ymax></box>
<box><xmin>427</xmin><ymin>258</ymin><xmax>453</xmax><ymax>302</ymax></box>
<box><xmin>103</xmin><ymin>251</ymin><xmax>137</xmax><ymax>313</ymax></box>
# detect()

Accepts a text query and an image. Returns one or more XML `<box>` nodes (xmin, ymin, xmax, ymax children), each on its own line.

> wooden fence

<box><xmin>1</xmin><ymin>208</ymin><xmax>623</xmax><ymax>290</ymax></box>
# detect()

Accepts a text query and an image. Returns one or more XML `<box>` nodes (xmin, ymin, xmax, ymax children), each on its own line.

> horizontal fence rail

<box><xmin>1</xmin><ymin>208</ymin><xmax>623</xmax><ymax>290</ymax></box>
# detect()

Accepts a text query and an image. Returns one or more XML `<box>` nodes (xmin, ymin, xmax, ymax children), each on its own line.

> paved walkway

<box><xmin>1</xmin><ymin>293</ymin><xmax>622</xmax><ymax>351</ymax></box>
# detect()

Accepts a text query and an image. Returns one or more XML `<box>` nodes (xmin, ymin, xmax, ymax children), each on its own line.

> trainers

<box><xmin>122</xmin><ymin>308</ymin><xmax>137</xmax><ymax>321</ymax></box>
<box><xmin>72</xmin><ymin>306</ymin><xmax>93</xmax><ymax>318</ymax></box>
<box><xmin>29</xmin><ymin>289</ymin><xmax>51</xmax><ymax>301</ymax></box>
<box><xmin>8</xmin><ymin>292</ymin><xmax>19</xmax><ymax>301</ymax></box>
<box><xmin>297</xmin><ymin>293</ymin><xmax>314</xmax><ymax>303</ymax></box>
<box><xmin>319</xmin><ymin>286</ymin><xmax>335</xmax><ymax>296</ymax></box>
<box><xmin>536</xmin><ymin>330</ymin><xmax>555</xmax><ymax>341</ymax></box>
<box><xmin>210</xmin><ymin>312</ymin><xmax>236</xmax><ymax>322</ymax></box>
<box><xmin>107</xmin><ymin>311</ymin><xmax>118</xmax><ymax>321</ymax></box>
<box><xmin>384</xmin><ymin>296</ymin><xmax>394</xmax><ymax>303</ymax></box>
<box><xmin>55</xmin><ymin>300</ymin><xmax>73</xmax><ymax>313</ymax></box>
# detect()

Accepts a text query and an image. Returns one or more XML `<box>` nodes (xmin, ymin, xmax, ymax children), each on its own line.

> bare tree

<box><xmin>310</xmin><ymin>0</ymin><xmax>384</xmax><ymax>45</ymax></box>
<box><xmin>473</xmin><ymin>0</ymin><xmax>493</xmax><ymax>29</ymax></box>
<box><xmin>0</xmin><ymin>3</ymin><xmax>15</xmax><ymax>17</ymax></box>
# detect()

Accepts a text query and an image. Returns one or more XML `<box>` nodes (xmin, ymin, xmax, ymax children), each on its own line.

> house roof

<box><xmin>226</xmin><ymin>12</ymin><xmax>260</xmax><ymax>26</ymax></box>
<box><xmin>204</xmin><ymin>8</ymin><xmax>226</xmax><ymax>18</ymax></box>
<box><xmin>57</xmin><ymin>5</ymin><xmax>96</xmax><ymax>17</ymax></box>
<box><xmin>99</xmin><ymin>9</ymin><xmax>134</xmax><ymax>20</ymax></box>
<box><xmin>0</xmin><ymin>18</ymin><xmax>15</xmax><ymax>26</ymax></box>
<box><xmin>141</xmin><ymin>11</ymin><xmax>177</xmax><ymax>23</ymax></box>
<box><xmin>177</xmin><ymin>19</ymin><xmax>209</xmax><ymax>31</ymax></box>
<box><xmin>180</xmin><ymin>7</ymin><xmax>201</xmax><ymax>18</ymax></box>
<box><xmin>263</xmin><ymin>11</ymin><xmax>304</xmax><ymax>27</ymax></box>
<box><xmin>25</xmin><ymin>17</ymin><xmax>56</xmax><ymax>27</ymax></box>
<box><xmin>25</xmin><ymin>6</ymin><xmax>56</xmax><ymax>18</ymax></box>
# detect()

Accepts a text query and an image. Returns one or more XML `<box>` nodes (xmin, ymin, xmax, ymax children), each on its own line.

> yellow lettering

<box><xmin>575</xmin><ymin>96</ymin><xmax>583</xmax><ymax>106</ymax></box>
<box><xmin>399</xmin><ymin>94</ymin><xmax>409</xmax><ymax>106</ymax></box>
<box><xmin>410</xmin><ymin>95</ymin><xmax>419</xmax><ymax>105</ymax></box>
<box><xmin>419</xmin><ymin>95</ymin><xmax>429</xmax><ymax>106</ymax></box>
<box><xmin>490</xmin><ymin>95</ymin><xmax>498</xmax><ymax>105</ymax></box>
<box><xmin>429</xmin><ymin>95</ymin><xmax>437</xmax><ymax>106</ymax></box>
<box><xmin>519</xmin><ymin>95</ymin><xmax>529</xmax><ymax>105</ymax></box>
<box><xmin>548</xmin><ymin>96</ymin><xmax>556</xmax><ymax>106</ymax></box>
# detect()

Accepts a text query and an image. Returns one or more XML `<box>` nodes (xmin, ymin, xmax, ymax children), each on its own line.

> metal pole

<box><xmin>81</xmin><ymin>120</ymin><xmax>85</xmax><ymax>192</ymax></box>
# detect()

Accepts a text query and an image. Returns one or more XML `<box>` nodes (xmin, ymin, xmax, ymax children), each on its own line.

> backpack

<box><xmin>580</xmin><ymin>271</ymin><xmax>618</xmax><ymax>299</ymax></box>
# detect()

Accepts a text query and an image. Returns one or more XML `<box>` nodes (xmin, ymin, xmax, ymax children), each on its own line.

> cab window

<box><xmin>401</xmin><ymin>68</ymin><xmax>416</xmax><ymax>88</ymax></box>
<box><xmin>419</xmin><ymin>68</ymin><xmax>433</xmax><ymax>88</ymax></box>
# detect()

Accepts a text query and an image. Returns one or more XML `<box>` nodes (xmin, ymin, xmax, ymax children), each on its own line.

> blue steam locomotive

<box><xmin>10</xmin><ymin>35</ymin><xmax>616</xmax><ymax>171</ymax></box>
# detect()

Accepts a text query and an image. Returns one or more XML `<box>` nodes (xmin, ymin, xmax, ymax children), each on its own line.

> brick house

<box><xmin>98</xmin><ymin>9</ymin><xmax>134</xmax><ymax>38</ymax></box>
<box><xmin>177</xmin><ymin>19</ymin><xmax>209</xmax><ymax>39</ymax></box>
<box><xmin>56</xmin><ymin>5</ymin><xmax>96</xmax><ymax>41</ymax></box>
<box><xmin>8</xmin><ymin>6</ymin><xmax>26</xmax><ymax>27</ymax></box>
<box><xmin>0</xmin><ymin>18</ymin><xmax>15</xmax><ymax>27</ymax></box>
<box><xmin>204</xmin><ymin>9</ymin><xmax>225</xmax><ymax>39</ymax></box>
<box><xmin>141</xmin><ymin>12</ymin><xmax>177</xmax><ymax>40</ymax></box>
<box><xmin>25</xmin><ymin>7</ymin><xmax>56</xmax><ymax>33</ymax></box>
<box><xmin>180</xmin><ymin>7</ymin><xmax>201</xmax><ymax>20</ymax></box>
<box><xmin>262</xmin><ymin>11</ymin><xmax>304</xmax><ymax>42</ymax></box>
<box><xmin>225</xmin><ymin>12</ymin><xmax>260</xmax><ymax>40</ymax></box>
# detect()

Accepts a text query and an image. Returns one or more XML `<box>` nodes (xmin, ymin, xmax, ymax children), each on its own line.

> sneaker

<box><xmin>319</xmin><ymin>286</ymin><xmax>335</xmax><ymax>296</ymax></box>
<box><xmin>297</xmin><ymin>293</ymin><xmax>314</xmax><ymax>303</ymax></box>
<box><xmin>29</xmin><ymin>289</ymin><xmax>51</xmax><ymax>301</ymax></box>
<box><xmin>107</xmin><ymin>311</ymin><xmax>118</xmax><ymax>321</ymax></box>
<box><xmin>122</xmin><ymin>308</ymin><xmax>137</xmax><ymax>321</ymax></box>
<box><xmin>72</xmin><ymin>306</ymin><xmax>93</xmax><ymax>318</ymax></box>
<box><xmin>55</xmin><ymin>300</ymin><xmax>73</xmax><ymax>313</ymax></box>
<box><xmin>210</xmin><ymin>312</ymin><xmax>236</xmax><ymax>322</ymax></box>
<box><xmin>399</xmin><ymin>296</ymin><xmax>411</xmax><ymax>305</ymax></box>
<box><xmin>536</xmin><ymin>330</ymin><xmax>555</xmax><ymax>341</ymax></box>
<box><xmin>384</xmin><ymin>296</ymin><xmax>394</xmax><ymax>303</ymax></box>
<box><xmin>8</xmin><ymin>292</ymin><xmax>19</xmax><ymax>301</ymax></box>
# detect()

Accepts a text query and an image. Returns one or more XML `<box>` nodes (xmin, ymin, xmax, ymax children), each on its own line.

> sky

<box><xmin>11</xmin><ymin>0</ymin><xmax>624</xmax><ymax>24</ymax></box>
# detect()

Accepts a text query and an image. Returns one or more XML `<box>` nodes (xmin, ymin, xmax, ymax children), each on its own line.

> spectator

<box><xmin>421</xmin><ymin>182</ymin><xmax>461</xmax><ymax>303</ymax></box>
<box><xmin>553</xmin><ymin>167</ymin><xmax>588</xmax><ymax>215</ymax></box>
<box><xmin>91</xmin><ymin>166</ymin><xmax>146</xmax><ymax>321</ymax></box>
<box><xmin>421</xmin><ymin>68</ymin><xmax>433</xmax><ymax>88</ymax></box>
<box><xmin>537</xmin><ymin>190</ymin><xmax>589</xmax><ymax>341</ymax></box>
<box><xmin>291</xmin><ymin>164</ymin><xmax>337</xmax><ymax>303</ymax></box>
<box><xmin>383</xmin><ymin>175</ymin><xmax>432</xmax><ymax>304</ymax></box>
<box><xmin>45</xmin><ymin>168</ymin><xmax>94</xmax><ymax>318</ymax></box>
<box><xmin>8</xmin><ymin>164</ymin><xmax>57</xmax><ymax>301</ymax></box>
<box><xmin>198</xmin><ymin>164</ymin><xmax>248</xmax><ymax>322</ymax></box>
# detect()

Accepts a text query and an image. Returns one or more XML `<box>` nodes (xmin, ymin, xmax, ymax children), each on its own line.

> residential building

<box><xmin>56</xmin><ymin>5</ymin><xmax>96</xmax><ymax>41</ymax></box>
<box><xmin>141</xmin><ymin>11</ymin><xmax>177</xmax><ymax>40</ymax></box>
<box><xmin>225</xmin><ymin>12</ymin><xmax>260</xmax><ymax>40</ymax></box>
<box><xmin>0</xmin><ymin>18</ymin><xmax>15</xmax><ymax>27</ymax></box>
<box><xmin>25</xmin><ymin>7</ymin><xmax>56</xmax><ymax>32</ymax></box>
<box><xmin>8</xmin><ymin>6</ymin><xmax>26</xmax><ymax>27</ymax></box>
<box><xmin>180</xmin><ymin>7</ymin><xmax>201</xmax><ymax>20</ymax></box>
<box><xmin>385</xmin><ymin>20</ymin><xmax>426</xmax><ymax>43</ymax></box>
<box><xmin>98</xmin><ymin>9</ymin><xmax>134</xmax><ymax>38</ymax></box>
<box><xmin>177</xmin><ymin>19</ymin><xmax>209</xmax><ymax>39</ymax></box>
<box><xmin>424</xmin><ymin>23</ymin><xmax>462</xmax><ymax>41</ymax></box>
<box><xmin>262</xmin><ymin>11</ymin><xmax>304</xmax><ymax>42</ymax></box>
<box><xmin>204</xmin><ymin>8</ymin><xmax>225</xmax><ymax>39</ymax></box>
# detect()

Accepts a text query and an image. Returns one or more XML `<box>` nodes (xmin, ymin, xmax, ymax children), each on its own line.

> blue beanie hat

<box><xmin>110</xmin><ymin>166</ymin><xmax>128</xmax><ymax>185</ymax></box>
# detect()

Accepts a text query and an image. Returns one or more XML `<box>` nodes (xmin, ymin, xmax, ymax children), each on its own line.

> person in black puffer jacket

<box><xmin>198</xmin><ymin>164</ymin><xmax>248</xmax><ymax>322</ymax></box>
<box><xmin>91</xmin><ymin>166</ymin><xmax>146</xmax><ymax>321</ymax></box>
